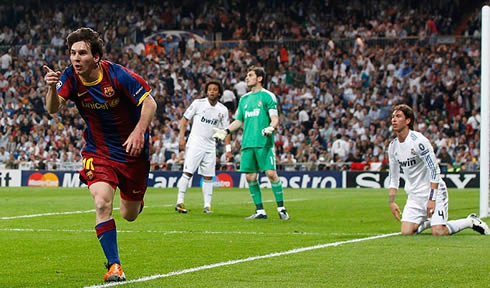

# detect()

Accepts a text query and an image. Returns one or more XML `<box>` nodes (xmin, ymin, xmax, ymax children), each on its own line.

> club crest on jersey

<box><xmin>103</xmin><ymin>86</ymin><xmax>115</xmax><ymax>97</ymax></box>
<box><xmin>411</xmin><ymin>149</ymin><xmax>415</xmax><ymax>155</ymax></box>
<box><xmin>257</xmin><ymin>100</ymin><xmax>262</xmax><ymax>107</ymax></box>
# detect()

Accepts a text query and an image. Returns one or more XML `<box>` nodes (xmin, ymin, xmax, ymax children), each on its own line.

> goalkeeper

<box><xmin>213</xmin><ymin>66</ymin><xmax>289</xmax><ymax>220</ymax></box>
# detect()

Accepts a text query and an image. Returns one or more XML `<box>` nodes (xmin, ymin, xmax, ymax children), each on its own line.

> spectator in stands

<box><xmin>331</xmin><ymin>134</ymin><xmax>349</xmax><ymax>161</ymax></box>
<box><xmin>0</xmin><ymin>146</ymin><xmax>9</xmax><ymax>162</ymax></box>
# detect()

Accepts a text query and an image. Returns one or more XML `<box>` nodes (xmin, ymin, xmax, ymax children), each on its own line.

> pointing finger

<box><xmin>43</xmin><ymin>65</ymin><xmax>54</xmax><ymax>73</ymax></box>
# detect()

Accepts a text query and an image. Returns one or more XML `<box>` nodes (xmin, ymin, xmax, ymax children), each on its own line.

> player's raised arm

<box><xmin>43</xmin><ymin>65</ymin><xmax>62</xmax><ymax>114</ymax></box>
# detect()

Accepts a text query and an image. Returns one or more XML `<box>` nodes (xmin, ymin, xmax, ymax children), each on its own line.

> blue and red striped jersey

<box><xmin>57</xmin><ymin>60</ymin><xmax>152</xmax><ymax>163</ymax></box>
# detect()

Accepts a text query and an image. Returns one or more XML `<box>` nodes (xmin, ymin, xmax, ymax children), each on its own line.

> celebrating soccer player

<box><xmin>388</xmin><ymin>104</ymin><xmax>489</xmax><ymax>236</ymax></box>
<box><xmin>43</xmin><ymin>27</ymin><xmax>157</xmax><ymax>282</ymax></box>
<box><xmin>213</xmin><ymin>66</ymin><xmax>289</xmax><ymax>220</ymax></box>
<box><xmin>175</xmin><ymin>80</ymin><xmax>231</xmax><ymax>214</ymax></box>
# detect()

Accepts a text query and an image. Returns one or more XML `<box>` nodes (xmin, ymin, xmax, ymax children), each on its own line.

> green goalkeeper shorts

<box><xmin>240</xmin><ymin>147</ymin><xmax>276</xmax><ymax>173</ymax></box>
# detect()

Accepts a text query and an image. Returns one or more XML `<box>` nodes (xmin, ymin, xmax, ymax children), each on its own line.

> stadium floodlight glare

<box><xmin>481</xmin><ymin>6</ymin><xmax>490</xmax><ymax>217</ymax></box>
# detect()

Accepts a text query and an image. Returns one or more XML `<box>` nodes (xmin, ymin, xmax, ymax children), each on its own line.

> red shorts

<box><xmin>79</xmin><ymin>153</ymin><xmax>150</xmax><ymax>201</ymax></box>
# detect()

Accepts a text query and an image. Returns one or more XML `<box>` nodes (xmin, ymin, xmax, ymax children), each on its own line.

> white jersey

<box><xmin>388</xmin><ymin>130</ymin><xmax>442</xmax><ymax>197</ymax></box>
<box><xmin>183</xmin><ymin>98</ymin><xmax>230</xmax><ymax>151</ymax></box>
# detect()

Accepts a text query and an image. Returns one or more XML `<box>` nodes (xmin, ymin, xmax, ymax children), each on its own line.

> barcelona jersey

<box><xmin>56</xmin><ymin>60</ymin><xmax>152</xmax><ymax>163</ymax></box>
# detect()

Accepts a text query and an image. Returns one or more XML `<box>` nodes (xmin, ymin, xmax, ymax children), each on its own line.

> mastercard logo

<box><xmin>215</xmin><ymin>173</ymin><xmax>233</xmax><ymax>188</ymax></box>
<box><xmin>27</xmin><ymin>172</ymin><xmax>60</xmax><ymax>187</ymax></box>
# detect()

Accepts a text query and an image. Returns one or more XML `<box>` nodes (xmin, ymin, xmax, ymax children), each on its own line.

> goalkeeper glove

<box><xmin>261</xmin><ymin>126</ymin><xmax>275</xmax><ymax>136</ymax></box>
<box><xmin>212</xmin><ymin>127</ymin><xmax>229</xmax><ymax>141</ymax></box>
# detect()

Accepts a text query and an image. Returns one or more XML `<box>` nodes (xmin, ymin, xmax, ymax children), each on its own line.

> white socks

<box><xmin>178</xmin><ymin>175</ymin><xmax>214</xmax><ymax>209</ymax></box>
<box><xmin>446</xmin><ymin>218</ymin><xmax>473</xmax><ymax>234</ymax></box>
<box><xmin>202</xmin><ymin>179</ymin><xmax>213</xmax><ymax>208</ymax></box>
<box><xmin>177</xmin><ymin>174</ymin><xmax>191</xmax><ymax>204</ymax></box>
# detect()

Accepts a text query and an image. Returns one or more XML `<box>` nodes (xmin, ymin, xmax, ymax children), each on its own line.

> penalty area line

<box><xmin>84</xmin><ymin>232</ymin><xmax>400</xmax><ymax>288</ymax></box>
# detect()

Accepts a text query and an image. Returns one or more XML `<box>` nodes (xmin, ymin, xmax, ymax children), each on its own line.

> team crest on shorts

<box><xmin>103</xmin><ymin>86</ymin><xmax>115</xmax><ymax>97</ymax></box>
<box><xmin>86</xmin><ymin>170</ymin><xmax>95</xmax><ymax>181</ymax></box>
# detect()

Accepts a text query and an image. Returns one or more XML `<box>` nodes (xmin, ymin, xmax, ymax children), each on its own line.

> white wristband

<box><xmin>225</xmin><ymin>144</ymin><xmax>232</xmax><ymax>153</ymax></box>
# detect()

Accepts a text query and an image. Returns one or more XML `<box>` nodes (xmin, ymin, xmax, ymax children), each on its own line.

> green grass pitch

<box><xmin>0</xmin><ymin>187</ymin><xmax>488</xmax><ymax>287</ymax></box>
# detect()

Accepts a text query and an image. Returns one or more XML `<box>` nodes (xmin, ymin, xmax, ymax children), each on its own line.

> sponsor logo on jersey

<box><xmin>200</xmin><ymin>116</ymin><xmax>218</xmax><ymax>125</ymax></box>
<box><xmin>103</xmin><ymin>86</ymin><xmax>115</xmax><ymax>97</ymax></box>
<box><xmin>81</xmin><ymin>98</ymin><xmax>120</xmax><ymax>110</ymax></box>
<box><xmin>245</xmin><ymin>108</ymin><xmax>260</xmax><ymax>118</ymax></box>
<box><xmin>398</xmin><ymin>157</ymin><xmax>417</xmax><ymax>168</ymax></box>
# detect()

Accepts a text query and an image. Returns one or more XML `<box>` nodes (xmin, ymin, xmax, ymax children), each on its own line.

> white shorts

<box><xmin>182</xmin><ymin>146</ymin><xmax>216</xmax><ymax>177</ymax></box>
<box><xmin>401</xmin><ymin>182</ymin><xmax>449</xmax><ymax>226</ymax></box>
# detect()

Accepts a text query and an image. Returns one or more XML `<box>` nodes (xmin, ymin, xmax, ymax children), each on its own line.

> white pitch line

<box><xmin>0</xmin><ymin>209</ymin><xmax>98</xmax><ymax>220</ymax></box>
<box><xmin>0</xmin><ymin>199</ymin><xmax>308</xmax><ymax>220</ymax></box>
<box><xmin>0</xmin><ymin>227</ymin><xmax>380</xmax><ymax>237</ymax></box>
<box><xmin>84</xmin><ymin>232</ymin><xmax>400</xmax><ymax>288</ymax></box>
<box><xmin>0</xmin><ymin>205</ymin><xmax>171</xmax><ymax>220</ymax></box>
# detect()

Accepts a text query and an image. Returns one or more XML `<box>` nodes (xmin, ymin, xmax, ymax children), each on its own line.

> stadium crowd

<box><xmin>0</xmin><ymin>0</ymin><xmax>483</xmax><ymax>173</ymax></box>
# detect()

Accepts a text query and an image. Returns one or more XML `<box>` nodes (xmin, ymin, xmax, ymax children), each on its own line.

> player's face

<box><xmin>391</xmin><ymin>110</ymin><xmax>409</xmax><ymax>133</ymax></box>
<box><xmin>207</xmin><ymin>83</ymin><xmax>220</xmax><ymax>103</ymax></box>
<box><xmin>246</xmin><ymin>71</ymin><xmax>260</xmax><ymax>88</ymax></box>
<box><xmin>70</xmin><ymin>41</ymin><xmax>99</xmax><ymax>79</ymax></box>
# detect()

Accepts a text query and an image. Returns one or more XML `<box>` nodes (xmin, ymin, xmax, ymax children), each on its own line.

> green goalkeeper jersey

<box><xmin>234</xmin><ymin>88</ymin><xmax>278</xmax><ymax>149</ymax></box>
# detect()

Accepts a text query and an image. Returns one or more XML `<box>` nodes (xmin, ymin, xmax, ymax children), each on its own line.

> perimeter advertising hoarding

<box><xmin>18</xmin><ymin>170</ymin><xmax>478</xmax><ymax>189</ymax></box>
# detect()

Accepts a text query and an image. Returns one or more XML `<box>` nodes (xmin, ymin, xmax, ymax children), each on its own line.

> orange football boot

<box><xmin>104</xmin><ymin>263</ymin><xmax>126</xmax><ymax>282</ymax></box>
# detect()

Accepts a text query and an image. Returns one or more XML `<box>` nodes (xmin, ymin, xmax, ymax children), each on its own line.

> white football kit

<box><xmin>388</xmin><ymin>130</ymin><xmax>448</xmax><ymax>226</ymax></box>
<box><xmin>182</xmin><ymin>98</ymin><xmax>229</xmax><ymax>176</ymax></box>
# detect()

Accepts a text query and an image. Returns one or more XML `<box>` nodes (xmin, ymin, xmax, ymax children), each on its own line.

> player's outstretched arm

<box><xmin>43</xmin><ymin>65</ymin><xmax>62</xmax><ymax>114</ymax></box>
<box><xmin>213</xmin><ymin>120</ymin><xmax>242</xmax><ymax>141</ymax></box>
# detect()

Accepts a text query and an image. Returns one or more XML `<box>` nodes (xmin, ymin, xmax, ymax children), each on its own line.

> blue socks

<box><xmin>95</xmin><ymin>219</ymin><xmax>120</xmax><ymax>265</ymax></box>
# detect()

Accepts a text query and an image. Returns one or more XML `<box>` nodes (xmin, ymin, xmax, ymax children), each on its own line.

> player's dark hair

<box><xmin>66</xmin><ymin>27</ymin><xmax>104</xmax><ymax>60</ymax></box>
<box><xmin>393</xmin><ymin>104</ymin><xmax>414</xmax><ymax>130</ymax></box>
<box><xmin>248</xmin><ymin>65</ymin><xmax>266</xmax><ymax>87</ymax></box>
<box><xmin>205</xmin><ymin>80</ymin><xmax>223</xmax><ymax>96</ymax></box>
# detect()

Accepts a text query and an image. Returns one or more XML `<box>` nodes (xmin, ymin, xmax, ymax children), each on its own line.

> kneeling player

<box><xmin>388</xmin><ymin>104</ymin><xmax>489</xmax><ymax>235</ymax></box>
